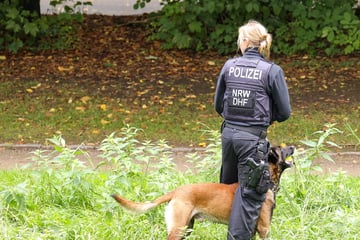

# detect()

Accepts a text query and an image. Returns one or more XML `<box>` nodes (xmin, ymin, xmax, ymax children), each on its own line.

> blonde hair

<box><xmin>237</xmin><ymin>20</ymin><xmax>272</xmax><ymax>59</ymax></box>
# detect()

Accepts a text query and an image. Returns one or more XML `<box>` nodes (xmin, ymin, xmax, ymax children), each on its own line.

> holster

<box><xmin>244</xmin><ymin>138</ymin><xmax>271</xmax><ymax>194</ymax></box>
<box><xmin>255</xmin><ymin>164</ymin><xmax>271</xmax><ymax>194</ymax></box>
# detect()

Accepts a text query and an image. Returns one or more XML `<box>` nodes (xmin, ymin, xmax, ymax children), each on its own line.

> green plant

<box><xmin>28</xmin><ymin>135</ymin><xmax>97</xmax><ymax>208</ymax></box>
<box><xmin>0</xmin><ymin>0</ymin><xmax>85</xmax><ymax>52</ymax></box>
<box><xmin>98</xmin><ymin>126</ymin><xmax>182</xmax><ymax>196</ymax></box>
<box><xmin>291</xmin><ymin>123</ymin><xmax>343</xmax><ymax>196</ymax></box>
<box><xmin>185</xmin><ymin>127</ymin><xmax>222</xmax><ymax>181</ymax></box>
<box><xmin>0</xmin><ymin>128</ymin><xmax>359</xmax><ymax>239</ymax></box>
<box><xmin>0</xmin><ymin>181</ymin><xmax>28</xmax><ymax>212</ymax></box>
<box><xmin>345</xmin><ymin>122</ymin><xmax>360</xmax><ymax>148</ymax></box>
<box><xmin>142</xmin><ymin>0</ymin><xmax>359</xmax><ymax>55</ymax></box>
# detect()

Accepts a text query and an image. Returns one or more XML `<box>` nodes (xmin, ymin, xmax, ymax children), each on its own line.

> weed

<box><xmin>0</xmin><ymin>126</ymin><xmax>359</xmax><ymax>239</ymax></box>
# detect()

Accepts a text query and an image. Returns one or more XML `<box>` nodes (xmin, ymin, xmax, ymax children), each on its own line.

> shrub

<box><xmin>144</xmin><ymin>0</ymin><xmax>360</xmax><ymax>55</ymax></box>
<box><xmin>0</xmin><ymin>0</ymin><xmax>86</xmax><ymax>52</ymax></box>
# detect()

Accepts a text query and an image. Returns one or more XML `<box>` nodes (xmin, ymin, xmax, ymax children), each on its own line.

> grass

<box><xmin>0</xmin><ymin>130</ymin><xmax>359</xmax><ymax>239</ymax></box>
<box><xmin>0</xmin><ymin>79</ymin><xmax>359</xmax><ymax>148</ymax></box>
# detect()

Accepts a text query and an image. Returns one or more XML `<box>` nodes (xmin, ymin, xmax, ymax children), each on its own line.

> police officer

<box><xmin>214</xmin><ymin>20</ymin><xmax>291</xmax><ymax>240</ymax></box>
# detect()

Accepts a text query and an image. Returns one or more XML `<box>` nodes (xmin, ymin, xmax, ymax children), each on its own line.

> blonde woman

<box><xmin>214</xmin><ymin>20</ymin><xmax>291</xmax><ymax>240</ymax></box>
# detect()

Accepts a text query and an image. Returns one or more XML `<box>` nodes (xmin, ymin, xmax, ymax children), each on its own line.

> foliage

<box><xmin>299</xmin><ymin>123</ymin><xmax>342</xmax><ymax>166</ymax></box>
<box><xmin>140</xmin><ymin>0</ymin><xmax>360</xmax><ymax>55</ymax></box>
<box><xmin>185</xmin><ymin>126</ymin><xmax>222</xmax><ymax>181</ymax></box>
<box><xmin>272</xmin><ymin>125</ymin><xmax>360</xmax><ymax>239</ymax></box>
<box><xmin>0</xmin><ymin>0</ymin><xmax>88</xmax><ymax>52</ymax></box>
<box><xmin>0</xmin><ymin>126</ymin><xmax>360</xmax><ymax>238</ymax></box>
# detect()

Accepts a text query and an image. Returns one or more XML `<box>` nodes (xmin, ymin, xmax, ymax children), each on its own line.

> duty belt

<box><xmin>225</xmin><ymin>123</ymin><xmax>267</xmax><ymax>138</ymax></box>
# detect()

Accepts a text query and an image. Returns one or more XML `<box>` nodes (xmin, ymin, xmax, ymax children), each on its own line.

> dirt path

<box><xmin>0</xmin><ymin>146</ymin><xmax>359</xmax><ymax>176</ymax></box>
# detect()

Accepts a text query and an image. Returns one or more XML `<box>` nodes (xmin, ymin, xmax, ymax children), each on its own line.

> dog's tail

<box><xmin>111</xmin><ymin>191</ymin><xmax>175</xmax><ymax>214</ymax></box>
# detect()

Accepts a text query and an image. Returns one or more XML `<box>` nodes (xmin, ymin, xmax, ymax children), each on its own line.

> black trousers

<box><xmin>220</xmin><ymin>126</ymin><xmax>266</xmax><ymax>240</ymax></box>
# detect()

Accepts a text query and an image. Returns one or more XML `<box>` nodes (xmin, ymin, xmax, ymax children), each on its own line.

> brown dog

<box><xmin>112</xmin><ymin>145</ymin><xmax>294</xmax><ymax>240</ymax></box>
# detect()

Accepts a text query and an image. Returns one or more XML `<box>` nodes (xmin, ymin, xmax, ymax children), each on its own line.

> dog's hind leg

<box><xmin>165</xmin><ymin>200</ymin><xmax>194</xmax><ymax>240</ymax></box>
<box><xmin>185</xmin><ymin>217</ymin><xmax>195</xmax><ymax>238</ymax></box>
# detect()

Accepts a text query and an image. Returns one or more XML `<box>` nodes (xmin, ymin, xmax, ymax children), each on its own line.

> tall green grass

<box><xmin>0</xmin><ymin>125</ymin><xmax>359</xmax><ymax>239</ymax></box>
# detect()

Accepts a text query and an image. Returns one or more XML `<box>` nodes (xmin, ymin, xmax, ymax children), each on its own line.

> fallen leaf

<box><xmin>198</xmin><ymin>142</ymin><xmax>207</xmax><ymax>147</ymax></box>
<box><xmin>58</xmin><ymin>66</ymin><xmax>74</xmax><ymax>71</ymax></box>
<box><xmin>99</xmin><ymin>104</ymin><xmax>107</xmax><ymax>110</ymax></box>
<box><xmin>75</xmin><ymin>106</ymin><xmax>86</xmax><ymax>111</ymax></box>
<box><xmin>80</xmin><ymin>96</ymin><xmax>91</xmax><ymax>104</ymax></box>
<box><xmin>101</xmin><ymin>119</ymin><xmax>110</xmax><ymax>125</ymax></box>
<box><xmin>92</xmin><ymin>129</ymin><xmax>100</xmax><ymax>134</ymax></box>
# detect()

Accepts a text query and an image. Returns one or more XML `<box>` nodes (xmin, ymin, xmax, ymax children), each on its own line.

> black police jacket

<box><xmin>214</xmin><ymin>48</ymin><xmax>291</xmax><ymax>127</ymax></box>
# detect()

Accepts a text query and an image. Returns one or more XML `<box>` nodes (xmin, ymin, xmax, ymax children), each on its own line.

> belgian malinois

<box><xmin>112</xmin><ymin>145</ymin><xmax>294</xmax><ymax>240</ymax></box>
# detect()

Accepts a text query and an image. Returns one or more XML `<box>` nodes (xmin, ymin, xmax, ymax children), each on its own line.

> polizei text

<box><xmin>229</xmin><ymin>67</ymin><xmax>262</xmax><ymax>80</ymax></box>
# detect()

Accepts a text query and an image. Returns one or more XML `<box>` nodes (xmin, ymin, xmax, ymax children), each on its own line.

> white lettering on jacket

<box><xmin>228</xmin><ymin>67</ymin><xmax>262</xmax><ymax>80</ymax></box>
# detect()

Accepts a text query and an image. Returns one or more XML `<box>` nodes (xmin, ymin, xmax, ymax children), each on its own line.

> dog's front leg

<box><xmin>255</xmin><ymin>190</ymin><xmax>275</xmax><ymax>239</ymax></box>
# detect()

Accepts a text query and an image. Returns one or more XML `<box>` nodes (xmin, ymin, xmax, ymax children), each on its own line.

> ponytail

<box><xmin>238</xmin><ymin>20</ymin><xmax>272</xmax><ymax>59</ymax></box>
<box><xmin>259</xmin><ymin>33</ymin><xmax>272</xmax><ymax>59</ymax></box>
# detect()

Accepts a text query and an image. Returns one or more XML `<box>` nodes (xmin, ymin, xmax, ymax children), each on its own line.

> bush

<box><xmin>0</xmin><ymin>1</ymin><xmax>85</xmax><ymax>52</ymax></box>
<box><xmin>145</xmin><ymin>0</ymin><xmax>360</xmax><ymax>55</ymax></box>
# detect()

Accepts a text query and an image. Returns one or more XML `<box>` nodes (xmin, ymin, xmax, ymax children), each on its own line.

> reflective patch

<box><xmin>229</xmin><ymin>88</ymin><xmax>256</xmax><ymax>109</ymax></box>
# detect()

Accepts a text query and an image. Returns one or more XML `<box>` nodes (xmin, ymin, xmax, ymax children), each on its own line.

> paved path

<box><xmin>1</xmin><ymin>145</ymin><xmax>359</xmax><ymax>176</ymax></box>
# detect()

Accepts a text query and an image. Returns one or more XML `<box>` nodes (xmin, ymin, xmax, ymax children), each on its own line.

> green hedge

<box><xmin>145</xmin><ymin>0</ymin><xmax>360</xmax><ymax>55</ymax></box>
<box><xmin>0</xmin><ymin>1</ymin><xmax>84</xmax><ymax>52</ymax></box>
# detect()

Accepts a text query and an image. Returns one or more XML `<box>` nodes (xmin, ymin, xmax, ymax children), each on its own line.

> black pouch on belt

<box><xmin>256</xmin><ymin>164</ymin><xmax>271</xmax><ymax>194</ymax></box>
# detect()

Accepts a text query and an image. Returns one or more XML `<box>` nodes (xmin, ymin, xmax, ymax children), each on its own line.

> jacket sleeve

<box><xmin>268</xmin><ymin>65</ymin><xmax>291</xmax><ymax>122</ymax></box>
<box><xmin>214</xmin><ymin>63</ymin><xmax>227</xmax><ymax>117</ymax></box>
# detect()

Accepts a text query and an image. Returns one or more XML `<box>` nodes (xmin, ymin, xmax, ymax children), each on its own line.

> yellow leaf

<box><xmin>99</xmin><ymin>104</ymin><xmax>107</xmax><ymax>111</ymax></box>
<box><xmin>0</xmin><ymin>55</ymin><xmax>6</xmax><ymax>60</ymax></box>
<box><xmin>32</xmin><ymin>83</ymin><xmax>41</xmax><ymax>89</ymax></box>
<box><xmin>75</xmin><ymin>106</ymin><xmax>86</xmax><ymax>112</ymax></box>
<box><xmin>101</xmin><ymin>119</ymin><xmax>110</xmax><ymax>125</ymax></box>
<box><xmin>80</xmin><ymin>96</ymin><xmax>91</xmax><ymax>104</ymax></box>
<box><xmin>186</xmin><ymin>94</ymin><xmax>197</xmax><ymax>99</ymax></box>
<box><xmin>26</xmin><ymin>88</ymin><xmax>33</xmax><ymax>93</ymax></box>
<box><xmin>198</xmin><ymin>142</ymin><xmax>207</xmax><ymax>147</ymax></box>
<box><xmin>58</xmin><ymin>66</ymin><xmax>74</xmax><ymax>72</ymax></box>
<box><xmin>92</xmin><ymin>129</ymin><xmax>100</xmax><ymax>134</ymax></box>
<box><xmin>207</xmin><ymin>61</ymin><xmax>215</xmax><ymax>65</ymax></box>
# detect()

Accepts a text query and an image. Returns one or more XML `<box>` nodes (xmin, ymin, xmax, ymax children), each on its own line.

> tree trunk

<box><xmin>19</xmin><ymin>0</ymin><xmax>41</xmax><ymax>17</ymax></box>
